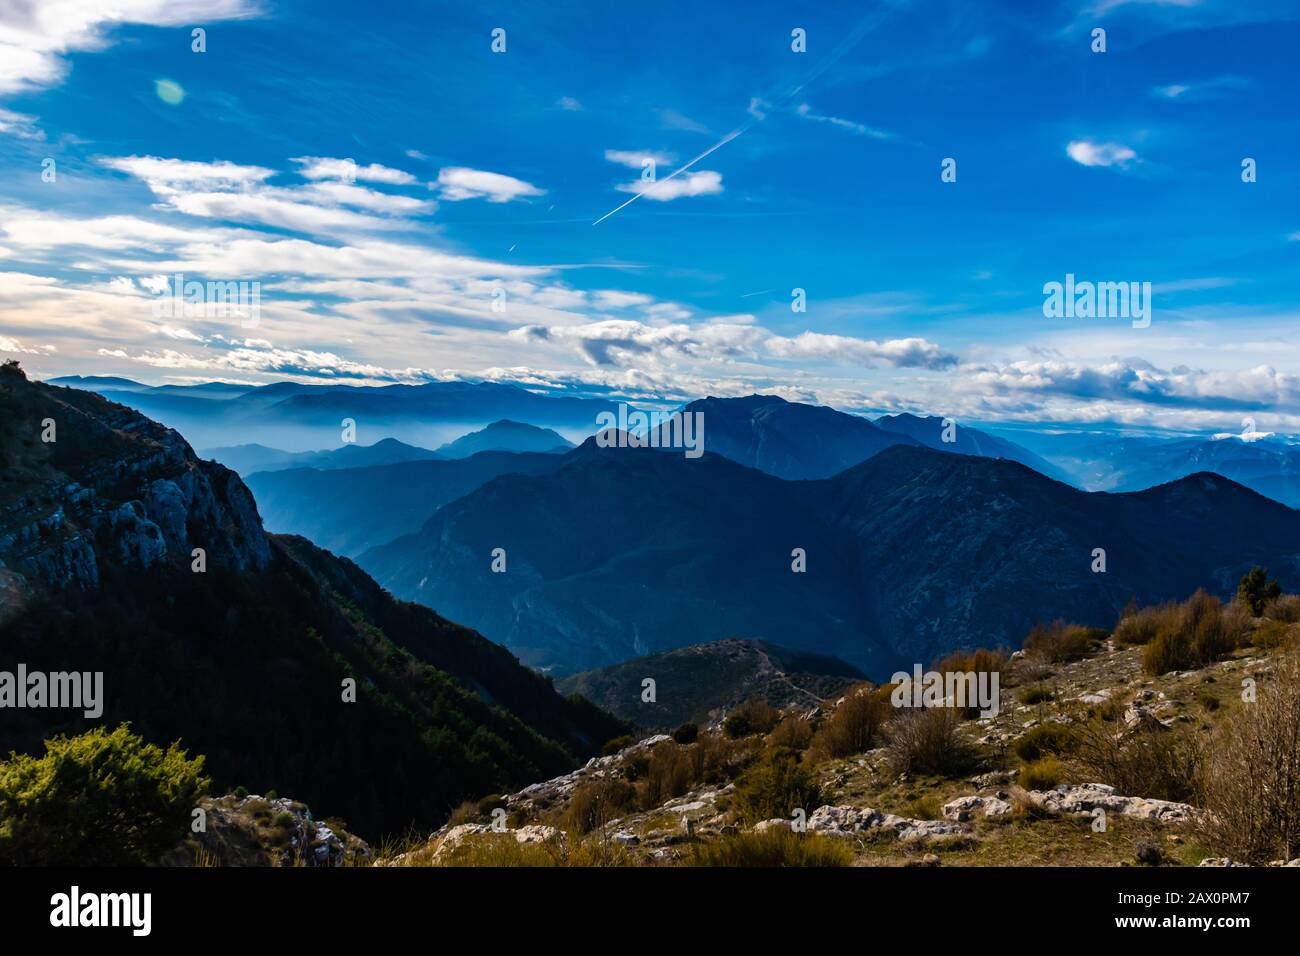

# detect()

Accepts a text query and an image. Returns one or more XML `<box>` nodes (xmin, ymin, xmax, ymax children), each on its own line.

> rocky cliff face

<box><xmin>0</xmin><ymin>362</ymin><xmax>269</xmax><ymax>608</ymax></box>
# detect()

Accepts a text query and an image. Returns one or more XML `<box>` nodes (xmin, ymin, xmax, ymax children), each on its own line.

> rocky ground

<box><xmin>380</xmin><ymin>631</ymin><xmax>1300</xmax><ymax>867</ymax></box>
<box><xmin>161</xmin><ymin>794</ymin><xmax>371</xmax><ymax>867</ymax></box>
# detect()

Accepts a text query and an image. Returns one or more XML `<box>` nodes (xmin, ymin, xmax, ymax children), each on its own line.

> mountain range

<box><xmin>361</xmin><ymin>438</ymin><xmax>1300</xmax><ymax>677</ymax></box>
<box><xmin>45</xmin><ymin>376</ymin><xmax>620</xmax><ymax>452</ymax></box>
<box><xmin>203</xmin><ymin>437</ymin><xmax>444</xmax><ymax>476</ymax></box>
<box><xmin>0</xmin><ymin>364</ymin><xmax>624</xmax><ymax>838</ymax></box>
<box><xmin>246</xmin><ymin>451</ymin><xmax>566</xmax><ymax>557</ymax></box>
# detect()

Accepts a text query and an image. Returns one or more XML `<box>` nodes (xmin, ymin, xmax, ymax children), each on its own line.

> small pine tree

<box><xmin>1237</xmin><ymin>567</ymin><xmax>1282</xmax><ymax>616</ymax></box>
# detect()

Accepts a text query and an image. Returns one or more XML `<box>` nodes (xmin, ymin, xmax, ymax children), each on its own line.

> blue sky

<box><xmin>0</xmin><ymin>0</ymin><xmax>1298</xmax><ymax>433</ymax></box>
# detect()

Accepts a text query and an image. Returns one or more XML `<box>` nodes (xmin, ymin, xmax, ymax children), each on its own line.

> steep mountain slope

<box><xmin>0</xmin><ymin>364</ymin><xmax>624</xmax><ymax>838</ymax></box>
<box><xmin>246</xmin><ymin>451</ymin><xmax>566</xmax><ymax>557</ymax></box>
<box><xmin>204</xmin><ymin>437</ymin><xmax>442</xmax><ymax>476</ymax></box>
<box><xmin>821</xmin><ymin>447</ymin><xmax>1300</xmax><ymax>662</ymax></box>
<box><xmin>673</xmin><ymin>394</ymin><xmax>917</xmax><ymax>479</ymax></box>
<box><xmin>556</xmin><ymin>638</ymin><xmax>865</xmax><ymax>728</ymax></box>
<box><xmin>873</xmin><ymin>412</ymin><xmax>1071</xmax><ymax>483</ymax></box>
<box><xmin>362</xmin><ymin>441</ymin><xmax>1300</xmax><ymax>677</ymax></box>
<box><xmin>437</xmin><ymin>420</ymin><xmax>573</xmax><ymax>458</ymax></box>
<box><xmin>362</xmin><ymin>442</ymin><xmax>859</xmax><ymax>670</ymax></box>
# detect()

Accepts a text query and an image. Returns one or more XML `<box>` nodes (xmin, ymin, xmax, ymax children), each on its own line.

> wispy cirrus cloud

<box><xmin>795</xmin><ymin>102</ymin><xmax>896</xmax><ymax>140</ymax></box>
<box><xmin>98</xmin><ymin>155</ymin><xmax>433</xmax><ymax>233</ymax></box>
<box><xmin>1149</xmin><ymin>75</ymin><xmax>1249</xmax><ymax>100</ymax></box>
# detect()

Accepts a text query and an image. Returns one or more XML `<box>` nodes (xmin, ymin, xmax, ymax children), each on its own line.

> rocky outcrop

<box><xmin>1026</xmin><ymin>783</ymin><xmax>1199</xmax><ymax>823</ymax></box>
<box><xmin>162</xmin><ymin>793</ymin><xmax>370</xmax><ymax>867</ymax></box>
<box><xmin>795</xmin><ymin>804</ymin><xmax>969</xmax><ymax>841</ymax></box>
<box><xmin>0</xmin><ymin>366</ymin><xmax>271</xmax><ymax>600</ymax></box>
<box><xmin>943</xmin><ymin>795</ymin><xmax>1014</xmax><ymax>821</ymax></box>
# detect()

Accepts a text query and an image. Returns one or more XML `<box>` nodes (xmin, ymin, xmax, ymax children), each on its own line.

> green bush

<box><xmin>0</xmin><ymin>724</ymin><xmax>210</xmax><ymax>865</ymax></box>
<box><xmin>671</xmin><ymin>723</ymin><xmax>699</xmax><ymax>745</ymax></box>
<box><xmin>1013</xmin><ymin>723</ymin><xmax>1076</xmax><ymax>762</ymax></box>
<box><xmin>732</xmin><ymin>748</ymin><xmax>821</xmax><ymax>823</ymax></box>
<box><xmin>1018</xmin><ymin>757</ymin><xmax>1064</xmax><ymax>791</ymax></box>
<box><xmin>722</xmin><ymin>698</ymin><xmax>780</xmax><ymax>739</ymax></box>
<box><xmin>601</xmin><ymin>735</ymin><xmax>634</xmax><ymax>757</ymax></box>
<box><xmin>1019</xmin><ymin>685</ymin><xmax>1054</xmax><ymax>705</ymax></box>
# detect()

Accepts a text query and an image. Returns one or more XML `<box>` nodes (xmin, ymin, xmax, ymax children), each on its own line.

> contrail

<box><xmin>593</xmin><ymin>128</ymin><xmax>744</xmax><ymax>225</ymax></box>
<box><xmin>591</xmin><ymin>10</ymin><xmax>888</xmax><ymax>226</ymax></box>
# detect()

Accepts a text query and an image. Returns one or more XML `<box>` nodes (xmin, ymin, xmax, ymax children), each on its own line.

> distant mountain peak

<box><xmin>438</xmin><ymin>419</ymin><xmax>573</xmax><ymax>459</ymax></box>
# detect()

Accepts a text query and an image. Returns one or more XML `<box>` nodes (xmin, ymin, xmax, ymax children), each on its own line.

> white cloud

<box><xmin>0</xmin><ymin>107</ymin><xmax>42</xmax><ymax>139</ymax></box>
<box><xmin>1</xmin><ymin>334</ymin><xmax>53</xmax><ymax>354</ymax></box>
<box><xmin>435</xmin><ymin>167</ymin><xmax>545</xmax><ymax>203</ymax></box>
<box><xmin>0</xmin><ymin>208</ymin><xmax>229</xmax><ymax>251</ymax></box>
<box><xmin>99</xmin><ymin>155</ymin><xmax>275</xmax><ymax>187</ymax></box>
<box><xmin>510</xmin><ymin>318</ymin><xmax>765</xmax><ymax>367</ymax></box>
<box><xmin>604</xmin><ymin>149</ymin><xmax>676</xmax><ymax>169</ymax></box>
<box><xmin>557</xmin><ymin>96</ymin><xmax>583</xmax><ymax>111</ymax></box>
<box><xmin>657</xmin><ymin>109</ymin><xmax>709</xmax><ymax>133</ymax></box>
<box><xmin>0</xmin><ymin>1</ymin><xmax>262</xmax><ymax>95</ymax></box>
<box><xmin>767</xmin><ymin>332</ymin><xmax>958</xmax><ymax>370</ymax></box>
<box><xmin>1149</xmin><ymin>75</ymin><xmax>1248</xmax><ymax>101</ymax></box>
<box><xmin>615</xmin><ymin>170</ymin><xmax>722</xmax><ymax>201</ymax></box>
<box><xmin>99</xmin><ymin>155</ymin><xmax>432</xmax><ymax>233</ymax></box>
<box><xmin>291</xmin><ymin>156</ymin><xmax>417</xmax><ymax>185</ymax></box>
<box><xmin>1066</xmin><ymin>139</ymin><xmax>1138</xmax><ymax>168</ymax></box>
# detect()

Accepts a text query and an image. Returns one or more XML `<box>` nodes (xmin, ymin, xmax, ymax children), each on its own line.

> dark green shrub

<box><xmin>1019</xmin><ymin>685</ymin><xmax>1054</xmax><ymax>705</ymax></box>
<box><xmin>732</xmin><ymin>748</ymin><xmax>821</xmax><ymax>823</ymax></box>
<box><xmin>722</xmin><ymin>698</ymin><xmax>780</xmax><ymax>739</ymax></box>
<box><xmin>601</xmin><ymin>735</ymin><xmax>634</xmax><ymax>756</ymax></box>
<box><xmin>672</xmin><ymin>723</ymin><xmax>699</xmax><ymax>745</ymax></box>
<box><xmin>1013</xmin><ymin>722</ymin><xmax>1076</xmax><ymax>762</ymax></box>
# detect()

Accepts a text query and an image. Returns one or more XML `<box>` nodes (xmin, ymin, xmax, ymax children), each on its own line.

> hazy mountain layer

<box><xmin>362</xmin><ymin>440</ymin><xmax>1300</xmax><ymax>677</ymax></box>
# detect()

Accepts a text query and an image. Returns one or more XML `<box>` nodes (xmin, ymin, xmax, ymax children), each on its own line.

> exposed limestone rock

<box><xmin>1027</xmin><ymin>783</ymin><xmax>1198</xmax><ymax>823</ymax></box>
<box><xmin>942</xmin><ymin>795</ymin><xmax>1013</xmax><ymax>821</ymax></box>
